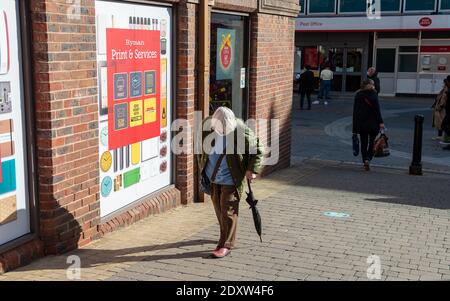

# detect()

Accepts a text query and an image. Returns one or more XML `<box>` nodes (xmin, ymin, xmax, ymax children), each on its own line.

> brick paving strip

<box><xmin>1</xmin><ymin>160</ymin><xmax>449</xmax><ymax>281</ymax></box>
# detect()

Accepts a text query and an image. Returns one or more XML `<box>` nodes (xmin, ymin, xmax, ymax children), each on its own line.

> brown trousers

<box><xmin>211</xmin><ymin>184</ymin><xmax>239</xmax><ymax>249</ymax></box>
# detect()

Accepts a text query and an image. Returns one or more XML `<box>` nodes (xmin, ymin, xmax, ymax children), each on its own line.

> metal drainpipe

<box><xmin>199</xmin><ymin>0</ymin><xmax>210</xmax><ymax>119</ymax></box>
<box><xmin>197</xmin><ymin>0</ymin><xmax>211</xmax><ymax>202</ymax></box>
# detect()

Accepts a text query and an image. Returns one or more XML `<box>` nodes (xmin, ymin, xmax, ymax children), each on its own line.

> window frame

<box><xmin>337</xmin><ymin>0</ymin><xmax>367</xmax><ymax>15</ymax></box>
<box><xmin>439</xmin><ymin>0</ymin><xmax>450</xmax><ymax>11</ymax></box>
<box><xmin>298</xmin><ymin>0</ymin><xmax>306</xmax><ymax>15</ymax></box>
<box><xmin>378</xmin><ymin>0</ymin><xmax>402</xmax><ymax>14</ymax></box>
<box><xmin>403</xmin><ymin>0</ymin><xmax>437</xmax><ymax>13</ymax></box>
<box><xmin>307</xmin><ymin>0</ymin><xmax>337</xmax><ymax>15</ymax></box>
<box><xmin>397</xmin><ymin>52</ymin><xmax>419</xmax><ymax>73</ymax></box>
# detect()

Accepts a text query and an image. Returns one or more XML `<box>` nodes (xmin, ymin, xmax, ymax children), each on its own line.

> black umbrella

<box><xmin>245</xmin><ymin>179</ymin><xmax>262</xmax><ymax>243</ymax></box>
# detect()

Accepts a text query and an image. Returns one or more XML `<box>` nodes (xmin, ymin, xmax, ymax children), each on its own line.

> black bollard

<box><xmin>409</xmin><ymin>114</ymin><xmax>424</xmax><ymax>175</ymax></box>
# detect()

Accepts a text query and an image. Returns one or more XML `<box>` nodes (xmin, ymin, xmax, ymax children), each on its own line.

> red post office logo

<box><xmin>419</xmin><ymin>17</ymin><xmax>432</xmax><ymax>27</ymax></box>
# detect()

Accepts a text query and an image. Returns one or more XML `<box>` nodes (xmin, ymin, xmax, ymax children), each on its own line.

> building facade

<box><xmin>295</xmin><ymin>0</ymin><xmax>450</xmax><ymax>96</ymax></box>
<box><xmin>0</xmin><ymin>0</ymin><xmax>299</xmax><ymax>273</ymax></box>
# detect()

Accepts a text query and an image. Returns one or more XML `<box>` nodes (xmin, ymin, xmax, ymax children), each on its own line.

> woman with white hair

<box><xmin>198</xmin><ymin>106</ymin><xmax>264</xmax><ymax>258</ymax></box>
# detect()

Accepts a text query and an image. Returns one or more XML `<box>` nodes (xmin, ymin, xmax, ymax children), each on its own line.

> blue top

<box><xmin>205</xmin><ymin>135</ymin><xmax>234</xmax><ymax>186</ymax></box>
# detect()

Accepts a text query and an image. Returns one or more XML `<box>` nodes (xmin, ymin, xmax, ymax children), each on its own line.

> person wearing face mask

<box><xmin>198</xmin><ymin>106</ymin><xmax>264</xmax><ymax>258</ymax></box>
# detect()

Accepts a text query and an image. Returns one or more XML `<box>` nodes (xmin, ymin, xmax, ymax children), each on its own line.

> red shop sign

<box><xmin>420</xmin><ymin>46</ymin><xmax>450</xmax><ymax>53</ymax></box>
<box><xmin>419</xmin><ymin>17</ymin><xmax>432</xmax><ymax>27</ymax></box>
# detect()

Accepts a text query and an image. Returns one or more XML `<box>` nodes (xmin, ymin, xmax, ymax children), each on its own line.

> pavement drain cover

<box><xmin>324</xmin><ymin>211</ymin><xmax>350</xmax><ymax>218</ymax></box>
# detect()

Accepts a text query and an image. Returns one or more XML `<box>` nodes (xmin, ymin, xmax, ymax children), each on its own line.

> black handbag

<box><xmin>352</xmin><ymin>134</ymin><xmax>360</xmax><ymax>157</ymax></box>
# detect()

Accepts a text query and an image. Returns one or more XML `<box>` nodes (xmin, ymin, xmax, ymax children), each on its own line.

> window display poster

<box><xmin>107</xmin><ymin>28</ymin><xmax>160</xmax><ymax>149</ymax></box>
<box><xmin>216</xmin><ymin>28</ymin><xmax>235</xmax><ymax>80</ymax></box>
<box><xmin>0</xmin><ymin>0</ymin><xmax>31</xmax><ymax>245</ymax></box>
<box><xmin>304</xmin><ymin>47</ymin><xmax>318</xmax><ymax>70</ymax></box>
<box><xmin>96</xmin><ymin>0</ymin><xmax>172</xmax><ymax>218</ymax></box>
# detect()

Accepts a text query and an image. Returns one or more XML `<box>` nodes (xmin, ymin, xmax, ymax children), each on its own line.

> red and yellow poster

<box><xmin>107</xmin><ymin>28</ymin><xmax>160</xmax><ymax>150</ymax></box>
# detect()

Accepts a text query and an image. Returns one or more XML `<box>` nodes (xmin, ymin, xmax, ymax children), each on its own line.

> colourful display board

<box><xmin>96</xmin><ymin>0</ymin><xmax>172</xmax><ymax>218</ymax></box>
<box><xmin>106</xmin><ymin>28</ymin><xmax>161</xmax><ymax>149</ymax></box>
<box><xmin>0</xmin><ymin>0</ymin><xmax>30</xmax><ymax>246</ymax></box>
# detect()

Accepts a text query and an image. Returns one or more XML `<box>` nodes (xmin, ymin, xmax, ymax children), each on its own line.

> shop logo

<box><xmin>220</xmin><ymin>33</ymin><xmax>232</xmax><ymax>69</ymax></box>
<box><xmin>419</xmin><ymin>17</ymin><xmax>432</xmax><ymax>27</ymax></box>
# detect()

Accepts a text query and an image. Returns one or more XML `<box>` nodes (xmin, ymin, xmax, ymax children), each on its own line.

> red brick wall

<box><xmin>249</xmin><ymin>13</ymin><xmax>295</xmax><ymax>175</ymax></box>
<box><xmin>31</xmin><ymin>0</ymin><xmax>100</xmax><ymax>254</ymax></box>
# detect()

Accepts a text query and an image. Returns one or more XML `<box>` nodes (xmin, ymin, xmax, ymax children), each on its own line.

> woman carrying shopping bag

<box><xmin>352</xmin><ymin>79</ymin><xmax>385</xmax><ymax>171</ymax></box>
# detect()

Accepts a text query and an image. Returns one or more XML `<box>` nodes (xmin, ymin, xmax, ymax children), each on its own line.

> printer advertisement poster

<box><xmin>106</xmin><ymin>28</ymin><xmax>161</xmax><ymax>149</ymax></box>
<box><xmin>96</xmin><ymin>0</ymin><xmax>172</xmax><ymax>218</ymax></box>
<box><xmin>0</xmin><ymin>0</ymin><xmax>31</xmax><ymax>246</ymax></box>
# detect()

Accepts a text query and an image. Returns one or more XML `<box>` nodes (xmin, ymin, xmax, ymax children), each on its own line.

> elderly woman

<box><xmin>198</xmin><ymin>107</ymin><xmax>264</xmax><ymax>258</ymax></box>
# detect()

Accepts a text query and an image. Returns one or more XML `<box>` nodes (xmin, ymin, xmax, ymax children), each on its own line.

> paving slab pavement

<box><xmin>2</xmin><ymin>159</ymin><xmax>449</xmax><ymax>281</ymax></box>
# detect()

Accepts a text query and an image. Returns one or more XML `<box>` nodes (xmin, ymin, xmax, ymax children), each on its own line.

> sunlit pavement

<box><xmin>1</xmin><ymin>95</ymin><xmax>449</xmax><ymax>281</ymax></box>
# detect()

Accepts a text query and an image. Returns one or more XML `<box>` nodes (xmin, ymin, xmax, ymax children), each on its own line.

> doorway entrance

<box><xmin>210</xmin><ymin>12</ymin><xmax>249</xmax><ymax>119</ymax></box>
<box><xmin>328</xmin><ymin>47</ymin><xmax>363</xmax><ymax>93</ymax></box>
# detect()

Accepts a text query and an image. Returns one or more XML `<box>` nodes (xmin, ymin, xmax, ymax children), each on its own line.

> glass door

<box><xmin>328</xmin><ymin>48</ymin><xmax>344</xmax><ymax>92</ymax></box>
<box><xmin>328</xmin><ymin>47</ymin><xmax>363</xmax><ymax>93</ymax></box>
<box><xmin>345</xmin><ymin>47</ymin><xmax>363</xmax><ymax>92</ymax></box>
<box><xmin>210</xmin><ymin>13</ymin><xmax>249</xmax><ymax>119</ymax></box>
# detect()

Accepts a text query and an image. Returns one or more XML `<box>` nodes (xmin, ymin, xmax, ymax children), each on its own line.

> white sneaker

<box><xmin>312</xmin><ymin>101</ymin><xmax>320</xmax><ymax>105</ymax></box>
<box><xmin>324</xmin><ymin>101</ymin><xmax>328</xmax><ymax>106</ymax></box>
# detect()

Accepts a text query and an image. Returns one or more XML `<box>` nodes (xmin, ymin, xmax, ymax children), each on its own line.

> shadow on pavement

<box><xmin>11</xmin><ymin>239</ymin><xmax>216</xmax><ymax>273</ymax></box>
<box><xmin>287</xmin><ymin>160</ymin><xmax>450</xmax><ymax>210</ymax></box>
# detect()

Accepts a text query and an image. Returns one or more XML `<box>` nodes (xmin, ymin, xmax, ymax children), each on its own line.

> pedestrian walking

<box><xmin>352</xmin><ymin>79</ymin><xmax>385</xmax><ymax>171</ymax></box>
<box><xmin>441</xmin><ymin>76</ymin><xmax>450</xmax><ymax>146</ymax></box>
<box><xmin>367</xmin><ymin>67</ymin><xmax>381</xmax><ymax>94</ymax></box>
<box><xmin>198</xmin><ymin>107</ymin><xmax>264</xmax><ymax>258</ymax></box>
<box><xmin>299</xmin><ymin>65</ymin><xmax>314</xmax><ymax>110</ymax></box>
<box><xmin>314</xmin><ymin>65</ymin><xmax>333</xmax><ymax>105</ymax></box>
<box><xmin>431</xmin><ymin>77</ymin><xmax>448</xmax><ymax>141</ymax></box>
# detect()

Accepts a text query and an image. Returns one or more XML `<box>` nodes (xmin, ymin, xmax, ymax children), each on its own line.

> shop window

<box><xmin>339</xmin><ymin>0</ymin><xmax>366</xmax><ymax>13</ymax></box>
<box><xmin>210</xmin><ymin>13</ymin><xmax>248</xmax><ymax>119</ymax></box>
<box><xmin>380</xmin><ymin>0</ymin><xmax>401</xmax><ymax>11</ymax></box>
<box><xmin>441</xmin><ymin>0</ymin><xmax>450</xmax><ymax>10</ymax></box>
<box><xmin>0</xmin><ymin>0</ymin><xmax>32</xmax><ymax>246</ymax></box>
<box><xmin>299</xmin><ymin>0</ymin><xmax>305</xmax><ymax>14</ymax></box>
<box><xmin>398</xmin><ymin>54</ymin><xmax>418</xmax><ymax>72</ymax></box>
<box><xmin>95</xmin><ymin>1</ymin><xmax>173</xmax><ymax>217</ymax></box>
<box><xmin>376</xmin><ymin>49</ymin><xmax>396</xmax><ymax>73</ymax></box>
<box><xmin>308</xmin><ymin>0</ymin><xmax>336</xmax><ymax>14</ymax></box>
<box><xmin>404</xmin><ymin>0</ymin><xmax>436</xmax><ymax>11</ymax></box>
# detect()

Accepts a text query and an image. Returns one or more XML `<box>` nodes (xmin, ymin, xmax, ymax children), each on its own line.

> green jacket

<box><xmin>198</xmin><ymin>118</ymin><xmax>264</xmax><ymax>200</ymax></box>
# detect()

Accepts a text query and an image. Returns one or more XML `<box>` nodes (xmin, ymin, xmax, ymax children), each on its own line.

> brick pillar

<box><xmin>175</xmin><ymin>0</ymin><xmax>197</xmax><ymax>204</ymax></box>
<box><xmin>31</xmin><ymin>0</ymin><xmax>100</xmax><ymax>254</ymax></box>
<box><xmin>249</xmin><ymin>13</ymin><xmax>295</xmax><ymax>175</ymax></box>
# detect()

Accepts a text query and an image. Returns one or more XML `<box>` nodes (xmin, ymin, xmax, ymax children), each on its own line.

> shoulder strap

<box><xmin>364</xmin><ymin>97</ymin><xmax>374</xmax><ymax>108</ymax></box>
<box><xmin>210</xmin><ymin>144</ymin><xmax>228</xmax><ymax>182</ymax></box>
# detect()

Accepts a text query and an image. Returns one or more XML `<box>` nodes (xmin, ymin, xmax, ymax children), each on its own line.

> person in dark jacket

<box><xmin>367</xmin><ymin>67</ymin><xmax>381</xmax><ymax>95</ymax></box>
<box><xmin>353</xmin><ymin>79</ymin><xmax>385</xmax><ymax>171</ymax></box>
<box><xmin>298</xmin><ymin>65</ymin><xmax>315</xmax><ymax>110</ymax></box>
<box><xmin>441</xmin><ymin>75</ymin><xmax>450</xmax><ymax>146</ymax></box>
